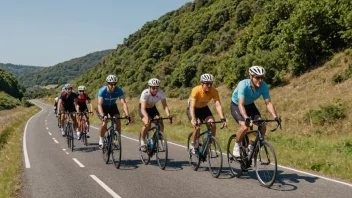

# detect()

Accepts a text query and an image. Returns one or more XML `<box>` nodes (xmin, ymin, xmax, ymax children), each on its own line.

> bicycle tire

<box><xmin>70</xmin><ymin>125</ymin><xmax>74</xmax><ymax>152</ymax></box>
<box><xmin>139</xmin><ymin>132</ymin><xmax>150</xmax><ymax>165</ymax></box>
<box><xmin>111</xmin><ymin>131</ymin><xmax>122</xmax><ymax>169</ymax></box>
<box><xmin>83</xmin><ymin>124</ymin><xmax>88</xmax><ymax>146</ymax></box>
<box><xmin>66</xmin><ymin>124</ymin><xmax>71</xmax><ymax>149</ymax></box>
<box><xmin>227</xmin><ymin>134</ymin><xmax>243</xmax><ymax>178</ymax></box>
<box><xmin>103</xmin><ymin>131</ymin><xmax>111</xmax><ymax>164</ymax></box>
<box><xmin>207</xmin><ymin>136</ymin><xmax>223</xmax><ymax>178</ymax></box>
<box><xmin>254</xmin><ymin>140</ymin><xmax>277</xmax><ymax>188</ymax></box>
<box><xmin>156</xmin><ymin>132</ymin><xmax>168</xmax><ymax>170</ymax></box>
<box><xmin>187</xmin><ymin>132</ymin><xmax>200</xmax><ymax>171</ymax></box>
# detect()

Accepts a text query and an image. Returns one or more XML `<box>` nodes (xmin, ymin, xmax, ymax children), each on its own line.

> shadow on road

<box><xmin>119</xmin><ymin>159</ymin><xmax>142</xmax><ymax>170</ymax></box>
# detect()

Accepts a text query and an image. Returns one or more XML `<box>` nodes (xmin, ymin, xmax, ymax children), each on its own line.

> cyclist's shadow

<box><xmin>271</xmin><ymin>170</ymin><xmax>319</xmax><ymax>191</ymax></box>
<box><xmin>163</xmin><ymin>159</ymin><xmax>189</xmax><ymax>171</ymax></box>
<box><xmin>119</xmin><ymin>159</ymin><xmax>143</xmax><ymax>170</ymax></box>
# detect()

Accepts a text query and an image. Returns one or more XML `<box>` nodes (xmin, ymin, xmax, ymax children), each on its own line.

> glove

<box><xmin>53</xmin><ymin>106</ymin><xmax>57</xmax><ymax>110</ymax></box>
<box><xmin>168</xmin><ymin>115</ymin><xmax>173</xmax><ymax>124</ymax></box>
<box><xmin>126</xmin><ymin>115</ymin><xmax>131</xmax><ymax>123</ymax></box>
<box><xmin>103</xmin><ymin>116</ymin><xmax>107</xmax><ymax>121</ymax></box>
<box><xmin>220</xmin><ymin>118</ymin><xmax>226</xmax><ymax>122</ymax></box>
<box><xmin>275</xmin><ymin>117</ymin><xmax>281</xmax><ymax>125</ymax></box>
<box><xmin>245</xmin><ymin>117</ymin><xmax>251</xmax><ymax>127</ymax></box>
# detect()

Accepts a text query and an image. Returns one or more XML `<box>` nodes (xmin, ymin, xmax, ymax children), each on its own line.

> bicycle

<box><xmin>187</xmin><ymin>120</ymin><xmax>225</xmax><ymax>178</ymax></box>
<box><xmin>57</xmin><ymin>110</ymin><xmax>61</xmax><ymax>128</ymax></box>
<box><xmin>99</xmin><ymin>115</ymin><xmax>129</xmax><ymax>169</ymax></box>
<box><xmin>227</xmin><ymin>119</ymin><xmax>281</xmax><ymax>188</ymax></box>
<box><xmin>61</xmin><ymin>111</ymin><xmax>77</xmax><ymax>152</ymax></box>
<box><xmin>77</xmin><ymin>110</ymin><xmax>92</xmax><ymax>146</ymax></box>
<box><xmin>139</xmin><ymin>117</ymin><xmax>170</xmax><ymax>170</ymax></box>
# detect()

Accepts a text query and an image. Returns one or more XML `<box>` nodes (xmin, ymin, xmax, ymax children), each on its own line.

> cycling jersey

<box><xmin>139</xmin><ymin>89</ymin><xmax>166</xmax><ymax>108</ymax></box>
<box><xmin>59</xmin><ymin>92</ymin><xmax>78</xmax><ymax>112</ymax></box>
<box><xmin>98</xmin><ymin>86</ymin><xmax>124</xmax><ymax>106</ymax></box>
<box><xmin>231</xmin><ymin>79</ymin><xmax>270</xmax><ymax>105</ymax></box>
<box><xmin>54</xmin><ymin>97</ymin><xmax>59</xmax><ymax>107</ymax></box>
<box><xmin>189</xmin><ymin>85</ymin><xmax>220</xmax><ymax>108</ymax></box>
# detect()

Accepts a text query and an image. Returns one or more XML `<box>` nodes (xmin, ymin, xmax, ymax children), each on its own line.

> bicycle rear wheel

<box><xmin>139</xmin><ymin>133</ymin><xmax>150</xmax><ymax>165</ymax></box>
<box><xmin>70</xmin><ymin>126</ymin><xmax>74</xmax><ymax>152</ymax></box>
<box><xmin>254</xmin><ymin>140</ymin><xmax>277</xmax><ymax>188</ymax></box>
<box><xmin>207</xmin><ymin>136</ymin><xmax>223</xmax><ymax>178</ymax></box>
<box><xmin>102</xmin><ymin>133</ymin><xmax>111</xmax><ymax>164</ymax></box>
<box><xmin>111</xmin><ymin>132</ymin><xmax>122</xmax><ymax>169</ymax></box>
<box><xmin>156</xmin><ymin>132</ymin><xmax>168</xmax><ymax>170</ymax></box>
<box><xmin>187</xmin><ymin>132</ymin><xmax>200</xmax><ymax>171</ymax></box>
<box><xmin>227</xmin><ymin>134</ymin><xmax>243</xmax><ymax>177</ymax></box>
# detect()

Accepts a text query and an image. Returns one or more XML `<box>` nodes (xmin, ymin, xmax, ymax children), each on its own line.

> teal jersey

<box><xmin>231</xmin><ymin>79</ymin><xmax>270</xmax><ymax>105</ymax></box>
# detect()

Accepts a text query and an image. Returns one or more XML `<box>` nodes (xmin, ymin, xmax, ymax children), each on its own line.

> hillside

<box><xmin>0</xmin><ymin>69</ymin><xmax>25</xmax><ymax>110</ymax></box>
<box><xmin>0</xmin><ymin>63</ymin><xmax>44</xmax><ymax>78</ymax></box>
<box><xmin>19</xmin><ymin>49</ymin><xmax>113</xmax><ymax>88</ymax></box>
<box><xmin>75</xmin><ymin>0</ymin><xmax>352</xmax><ymax>97</ymax></box>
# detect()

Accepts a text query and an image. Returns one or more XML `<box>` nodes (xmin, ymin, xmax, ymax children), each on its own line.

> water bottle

<box><xmin>248</xmin><ymin>144</ymin><xmax>253</xmax><ymax>156</ymax></box>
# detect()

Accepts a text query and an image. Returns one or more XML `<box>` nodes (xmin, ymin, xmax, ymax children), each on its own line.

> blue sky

<box><xmin>0</xmin><ymin>0</ymin><xmax>191</xmax><ymax>66</ymax></box>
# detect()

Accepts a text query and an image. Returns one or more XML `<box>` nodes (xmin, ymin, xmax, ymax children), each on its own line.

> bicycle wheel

<box><xmin>83</xmin><ymin>124</ymin><xmax>88</xmax><ymax>146</ymax></box>
<box><xmin>66</xmin><ymin>124</ymin><xmax>71</xmax><ymax>148</ymax></box>
<box><xmin>227</xmin><ymin>134</ymin><xmax>243</xmax><ymax>178</ymax></box>
<box><xmin>102</xmin><ymin>132</ymin><xmax>111</xmax><ymax>164</ymax></box>
<box><xmin>111</xmin><ymin>132</ymin><xmax>122</xmax><ymax>169</ymax></box>
<box><xmin>187</xmin><ymin>132</ymin><xmax>200</xmax><ymax>171</ymax></box>
<box><xmin>207</xmin><ymin>136</ymin><xmax>223</xmax><ymax>178</ymax></box>
<box><xmin>139</xmin><ymin>133</ymin><xmax>150</xmax><ymax>165</ymax></box>
<box><xmin>70</xmin><ymin>126</ymin><xmax>74</xmax><ymax>152</ymax></box>
<box><xmin>254</xmin><ymin>140</ymin><xmax>277</xmax><ymax>188</ymax></box>
<box><xmin>156</xmin><ymin>132</ymin><xmax>168</xmax><ymax>170</ymax></box>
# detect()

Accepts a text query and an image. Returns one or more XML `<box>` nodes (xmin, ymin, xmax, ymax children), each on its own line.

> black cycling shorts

<box><xmin>62</xmin><ymin>105</ymin><xmax>76</xmax><ymax>113</ymax></box>
<box><xmin>138</xmin><ymin>104</ymin><xmax>160</xmax><ymax>119</ymax></box>
<box><xmin>231</xmin><ymin>102</ymin><xmax>261</xmax><ymax>123</ymax></box>
<box><xmin>186</xmin><ymin>105</ymin><xmax>213</xmax><ymax>121</ymax></box>
<box><xmin>102</xmin><ymin>104</ymin><xmax>120</xmax><ymax>117</ymax></box>
<box><xmin>78</xmin><ymin>104</ymin><xmax>88</xmax><ymax>112</ymax></box>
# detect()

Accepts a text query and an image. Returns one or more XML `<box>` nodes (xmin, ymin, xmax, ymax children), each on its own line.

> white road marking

<box><xmin>66</xmin><ymin>152</ymin><xmax>69</xmax><ymax>155</ymax></box>
<box><xmin>52</xmin><ymin>138</ymin><xmax>59</xmax><ymax>144</ymax></box>
<box><xmin>48</xmin><ymin>132</ymin><xmax>52</xmax><ymax>136</ymax></box>
<box><xmin>90</xmin><ymin>175</ymin><xmax>121</xmax><ymax>198</ymax></box>
<box><xmin>46</xmin><ymin>127</ymin><xmax>49</xmax><ymax>130</ymax></box>
<box><xmin>73</xmin><ymin>158</ymin><xmax>85</xmax><ymax>167</ymax></box>
<box><xmin>23</xmin><ymin>102</ymin><xmax>44</xmax><ymax>168</ymax></box>
<box><xmin>63</xmin><ymin>149</ymin><xmax>66</xmax><ymax>151</ymax></box>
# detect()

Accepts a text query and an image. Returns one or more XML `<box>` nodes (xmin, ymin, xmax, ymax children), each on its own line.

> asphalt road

<box><xmin>21</xmin><ymin>100</ymin><xmax>352</xmax><ymax>198</ymax></box>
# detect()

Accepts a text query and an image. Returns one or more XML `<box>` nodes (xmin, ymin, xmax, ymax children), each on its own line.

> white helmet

<box><xmin>106</xmin><ymin>75</ymin><xmax>117</xmax><ymax>83</ymax></box>
<box><xmin>61</xmin><ymin>86</ymin><xmax>66</xmax><ymax>92</ymax></box>
<box><xmin>249</xmin><ymin>66</ymin><xmax>265</xmax><ymax>76</ymax></box>
<box><xmin>148</xmin><ymin>78</ymin><xmax>160</xmax><ymax>86</ymax></box>
<box><xmin>200</xmin><ymin>73</ymin><xmax>214</xmax><ymax>82</ymax></box>
<box><xmin>78</xmin><ymin>85</ymin><xmax>86</xmax><ymax>91</ymax></box>
<box><xmin>65</xmin><ymin>84</ymin><xmax>72</xmax><ymax>89</ymax></box>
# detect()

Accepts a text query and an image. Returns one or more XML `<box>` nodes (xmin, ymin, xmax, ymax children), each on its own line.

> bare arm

<box><xmin>74</xmin><ymin>98</ymin><xmax>79</xmax><ymax>112</ymax></box>
<box><xmin>265</xmin><ymin>99</ymin><xmax>278</xmax><ymax>119</ymax></box>
<box><xmin>161</xmin><ymin>99</ymin><xmax>170</xmax><ymax>117</ymax></box>
<box><xmin>120</xmin><ymin>98</ymin><xmax>129</xmax><ymax>116</ymax></box>
<box><xmin>214</xmin><ymin>99</ymin><xmax>225</xmax><ymax>119</ymax></box>
<box><xmin>98</xmin><ymin>98</ymin><xmax>104</xmax><ymax>116</ymax></box>
<box><xmin>238</xmin><ymin>98</ymin><xmax>249</xmax><ymax>119</ymax></box>
<box><xmin>140</xmin><ymin>100</ymin><xmax>149</xmax><ymax>119</ymax></box>
<box><xmin>57</xmin><ymin>99</ymin><xmax>62</xmax><ymax>113</ymax></box>
<box><xmin>88</xmin><ymin>99</ymin><xmax>93</xmax><ymax>113</ymax></box>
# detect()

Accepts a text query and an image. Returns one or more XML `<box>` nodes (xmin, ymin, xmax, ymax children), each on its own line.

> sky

<box><xmin>0</xmin><ymin>0</ymin><xmax>191</xmax><ymax>66</ymax></box>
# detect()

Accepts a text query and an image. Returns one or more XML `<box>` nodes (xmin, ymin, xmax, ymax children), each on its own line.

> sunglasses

<box><xmin>150</xmin><ymin>86</ymin><xmax>159</xmax><ymax>90</ymax></box>
<box><xmin>79</xmin><ymin>90</ymin><xmax>84</xmax><ymax>92</ymax></box>
<box><xmin>254</xmin><ymin>76</ymin><xmax>264</xmax><ymax>80</ymax></box>
<box><xmin>203</xmin><ymin>82</ymin><xmax>213</xmax><ymax>86</ymax></box>
<box><xmin>108</xmin><ymin>83</ymin><xmax>117</xmax><ymax>87</ymax></box>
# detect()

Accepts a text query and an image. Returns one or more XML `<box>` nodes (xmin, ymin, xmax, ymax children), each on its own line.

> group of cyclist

<box><xmin>53</xmin><ymin>65</ymin><xmax>281</xmax><ymax>158</ymax></box>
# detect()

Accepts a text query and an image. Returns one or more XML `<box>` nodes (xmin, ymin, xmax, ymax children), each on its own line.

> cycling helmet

<box><xmin>106</xmin><ymin>75</ymin><xmax>118</xmax><ymax>83</ymax></box>
<box><xmin>61</xmin><ymin>86</ymin><xmax>66</xmax><ymax>92</ymax></box>
<box><xmin>64</xmin><ymin>84</ymin><xmax>72</xmax><ymax>89</ymax></box>
<box><xmin>148</xmin><ymin>78</ymin><xmax>160</xmax><ymax>86</ymax></box>
<box><xmin>78</xmin><ymin>85</ymin><xmax>86</xmax><ymax>91</ymax></box>
<box><xmin>249</xmin><ymin>66</ymin><xmax>265</xmax><ymax>76</ymax></box>
<box><xmin>200</xmin><ymin>73</ymin><xmax>214</xmax><ymax>82</ymax></box>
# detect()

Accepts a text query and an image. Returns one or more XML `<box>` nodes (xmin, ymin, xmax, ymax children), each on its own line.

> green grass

<box><xmin>0</xmin><ymin>106</ymin><xmax>39</xmax><ymax>197</ymax></box>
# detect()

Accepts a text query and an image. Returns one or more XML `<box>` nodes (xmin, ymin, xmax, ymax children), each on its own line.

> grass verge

<box><xmin>0</xmin><ymin>106</ymin><xmax>39</xmax><ymax>197</ymax></box>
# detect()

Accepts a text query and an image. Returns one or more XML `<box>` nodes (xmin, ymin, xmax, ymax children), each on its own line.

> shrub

<box><xmin>304</xmin><ymin>102</ymin><xmax>346</xmax><ymax>125</ymax></box>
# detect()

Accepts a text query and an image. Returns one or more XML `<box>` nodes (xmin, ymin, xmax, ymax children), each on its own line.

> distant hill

<box><xmin>19</xmin><ymin>49</ymin><xmax>113</xmax><ymax>88</ymax></box>
<box><xmin>0</xmin><ymin>63</ymin><xmax>44</xmax><ymax>78</ymax></box>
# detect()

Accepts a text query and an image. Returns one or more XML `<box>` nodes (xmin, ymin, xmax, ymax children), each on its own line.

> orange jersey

<box><xmin>189</xmin><ymin>85</ymin><xmax>220</xmax><ymax>108</ymax></box>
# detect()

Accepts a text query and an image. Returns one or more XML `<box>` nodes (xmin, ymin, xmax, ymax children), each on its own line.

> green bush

<box><xmin>0</xmin><ymin>92</ymin><xmax>21</xmax><ymax>110</ymax></box>
<box><xmin>331</xmin><ymin>63</ymin><xmax>352</xmax><ymax>84</ymax></box>
<box><xmin>304</xmin><ymin>102</ymin><xmax>346</xmax><ymax>125</ymax></box>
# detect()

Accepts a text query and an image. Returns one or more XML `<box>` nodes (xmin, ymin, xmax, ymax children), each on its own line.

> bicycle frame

<box><xmin>146</xmin><ymin>117</ymin><xmax>169</xmax><ymax>155</ymax></box>
<box><xmin>195</xmin><ymin>121</ymin><xmax>224</xmax><ymax>159</ymax></box>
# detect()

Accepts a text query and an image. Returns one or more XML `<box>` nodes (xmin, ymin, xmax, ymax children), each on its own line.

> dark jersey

<box><xmin>59</xmin><ymin>92</ymin><xmax>78</xmax><ymax>110</ymax></box>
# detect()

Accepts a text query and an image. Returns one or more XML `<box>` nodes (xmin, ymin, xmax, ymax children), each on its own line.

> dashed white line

<box><xmin>73</xmin><ymin>158</ymin><xmax>85</xmax><ymax>167</ymax></box>
<box><xmin>66</xmin><ymin>152</ymin><xmax>69</xmax><ymax>155</ymax></box>
<box><xmin>52</xmin><ymin>138</ymin><xmax>59</xmax><ymax>144</ymax></box>
<box><xmin>48</xmin><ymin>132</ymin><xmax>52</xmax><ymax>136</ymax></box>
<box><xmin>46</xmin><ymin>127</ymin><xmax>49</xmax><ymax>130</ymax></box>
<box><xmin>90</xmin><ymin>175</ymin><xmax>121</xmax><ymax>198</ymax></box>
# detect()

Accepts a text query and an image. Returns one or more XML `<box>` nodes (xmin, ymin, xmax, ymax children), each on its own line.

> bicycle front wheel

<box><xmin>156</xmin><ymin>132</ymin><xmax>168</xmax><ymax>170</ymax></box>
<box><xmin>102</xmin><ymin>133</ymin><xmax>111</xmax><ymax>164</ymax></box>
<box><xmin>207</xmin><ymin>136</ymin><xmax>223</xmax><ymax>178</ymax></box>
<box><xmin>111</xmin><ymin>132</ymin><xmax>122</xmax><ymax>169</ymax></box>
<box><xmin>139</xmin><ymin>133</ymin><xmax>150</xmax><ymax>165</ymax></box>
<box><xmin>227</xmin><ymin>134</ymin><xmax>243</xmax><ymax>178</ymax></box>
<box><xmin>254</xmin><ymin>140</ymin><xmax>277</xmax><ymax>188</ymax></box>
<box><xmin>187</xmin><ymin>132</ymin><xmax>200</xmax><ymax>171</ymax></box>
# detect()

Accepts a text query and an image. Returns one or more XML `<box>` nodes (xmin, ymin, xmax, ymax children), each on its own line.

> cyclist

<box><xmin>231</xmin><ymin>66</ymin><xmax>281</xmax><ymax>157</ymax></box>
<box><xmin>187</xmin><ymin>73</ymin><xmax>227</xmax><ymax>154</ymax></box>
<box><xmin>53</xmin><ymin>96</ymin><xmax>59</xmax><ymax>114</ymax></box>
<box><xmin>139</xmin><ymin>78</ymin><xmax>172</xmax><ymax>152</ymax></box>
<box><xmin>97</xmin><ymin>75</ymin><xmax>131</xmax><ymax>149</ymax></box>
<box><xmin>57</xmin><ymin>84</ymin><xmax>79</xmax><ymax>137</ymax></box>
<box><xmin>76</xmin><ymin>85</ymin><xmax>94</xmax><ymax>140</ymax></box>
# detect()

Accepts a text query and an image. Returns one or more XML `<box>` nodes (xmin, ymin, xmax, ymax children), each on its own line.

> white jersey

<box><xmin>140</xmin><ymin>89</ymin><xmax>166</xmax><ymax>107</ymax></box>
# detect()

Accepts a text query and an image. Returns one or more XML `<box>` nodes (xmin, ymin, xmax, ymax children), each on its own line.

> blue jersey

<box><xmin>231</xmin><ymin>79</ymin><xmax>270</xmax><ymax>105</ymax></box>
<box><xmin>98</xmin><ymin>86</ymin><xmax>125</xmax><ymax>106</ymax></box>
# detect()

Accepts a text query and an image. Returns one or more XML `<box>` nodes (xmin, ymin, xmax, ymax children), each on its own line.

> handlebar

<box><xmin>252</xmin><ymin>119</ymin><xmax>282</xmax><ymax>132</ymax></box>
<box><xmin>196</xmin><ymin>120</ymin><xmax>226</xmax><ymax>129</ymax></box>
<box><xmin>149</xmin><ymin>117</ymin><xmax>172</xmax><ymax>124</ymax></box>
<box><xmin>97</xmin><ymin>114</ymin><xmax>131</xmax><ymax>125</ymax></box>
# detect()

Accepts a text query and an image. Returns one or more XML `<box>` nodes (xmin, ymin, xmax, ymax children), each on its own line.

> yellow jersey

<box><xmin>189</xmin><ymin>85</ymin><xmax>220</xmax><ymax>108</ymax></box>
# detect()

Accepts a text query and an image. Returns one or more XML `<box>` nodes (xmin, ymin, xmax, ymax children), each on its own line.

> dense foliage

<box><xmin>19</xmin><ymin>49</ymin><xmax>113</xmax><ymax>88</ymax></box>
<box><xmin>0</xmin><ymin>92</ymin><xmax>21</xmax><ymax>110</ymax></box>
<box><xmin>0</xmin><ymin>63</ymin><xmax>44</xmax><ymax>78</ymax></box>
<box><xmin>75</xmin><ymin>0</ymin><xmax>351</xmax><ymax>98</ymax></box>
<box><xmin>0</xmin><ymin>69</ymin><xmax>24</xmax><ymax>99</ymax></box>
